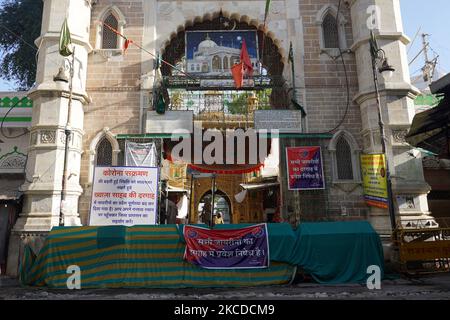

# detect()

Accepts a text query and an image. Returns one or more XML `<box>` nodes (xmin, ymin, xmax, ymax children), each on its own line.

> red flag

<box><xmin>231</xmin><ymin>62</ymin><xmax>244</xmax><ymax>88</ymax></box>
<box><xmin>240</xmin><ymin>39</ymin><xmax>253</xmax><ymax>76</ymax></box>
<box><xmin>124</xmin><ymin>38</ymin><xmax>133</xmax><ymax>53</ymax></box>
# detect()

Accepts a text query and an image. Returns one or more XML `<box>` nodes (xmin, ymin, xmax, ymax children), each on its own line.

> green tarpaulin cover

<box><xmin>20</xmin><ymin>225</ymin><xmax>295</xmax><ymax>289</ymax></box>
<box><xmin>19</xmin><ymin>221</ymin><xmax>384</xmax><ymax>288</ymax></box>
<box><xmin>288</xmin><ymin>221</ymin><xmax>385</xmax><ymax>284</ymax></box>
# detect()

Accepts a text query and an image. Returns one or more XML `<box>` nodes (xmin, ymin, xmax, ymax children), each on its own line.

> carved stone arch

<box><xmin>87</xmin><ymin>128</ymin><xmax>121</xmax><ymax>183</ymax></box>
<box><xmin>94</xmin><ymin>5</ymin><xmax>127</xmax><ymax>50</ymax></box>
<box><xmin>328</xmin><ymin>130</ymin><xmax>360</xmax><ymax>152</ymax></box>
<box><xmin>315</xmin><ymin>5</ymin><xmax>347</xmax><ymax>26</ymax></box>
<box><xmin>0</xmin><ymin>146</ymin><xmax>27</xmax><ymax>173</ymax></box>
<box><xmin>160</xmin><ymin>11</ymin><xmax>289</xmax><ymax>109</ymax></box>
<box><xmin>328</xmin><ymin>130</ymin><xmax>361</xmax><ymax>184</ymax></box>
<box><xmin>196</xmin><ymin>188</ymin><xmax>233</xmax><ymax>223</ymax></box>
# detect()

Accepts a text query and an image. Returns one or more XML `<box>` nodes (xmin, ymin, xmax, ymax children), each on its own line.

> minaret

<box><xmin>348</xmin><ymin>0</ymin><xmax>432</xmax><ymax>239</ymax></box>
<box><xmin>6</xmin><ymin>0</ymin><xmax>93</xmax><ymax>276</ymax></box>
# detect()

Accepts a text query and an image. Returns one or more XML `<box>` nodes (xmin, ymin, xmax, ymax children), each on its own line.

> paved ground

<box><xmin>1</xmin><ymin>273</ymin><xmax>450</xmax><ymax>300</ymax></box>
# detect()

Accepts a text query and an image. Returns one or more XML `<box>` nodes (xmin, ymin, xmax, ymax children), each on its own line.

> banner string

<box><xmin>103</xmin><ymin>22</ymin><xmax>196</xmax><ymax>80</ymax></box>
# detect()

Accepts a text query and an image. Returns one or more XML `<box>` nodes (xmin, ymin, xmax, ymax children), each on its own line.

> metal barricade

<box><xmin>393</xmin><ymin>218</ymin><xmax>450</xmax><ymax>274</ymax></box>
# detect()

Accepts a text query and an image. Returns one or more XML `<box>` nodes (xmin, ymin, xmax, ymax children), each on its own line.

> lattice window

<box><xmin>96</xmin><ymin>137</ymin><xmax>113</xmax><ymax>166</ymax></box>
<box><xmin>336</xmin><ymin>137</ymin><xmax>353</xmax><ymax>180</ymax></box>
<box><xmin>102</xmin><ymin>13</ymin><xmax>119</xmax><ymax>49</ymax></box>
<box><xmin>322</xmin><ymin>13</ymin><xmax>339</xmax><ymax>49</ymax></box>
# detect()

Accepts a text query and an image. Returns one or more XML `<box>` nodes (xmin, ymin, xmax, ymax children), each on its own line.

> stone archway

<box><xmin>197</xmin><ymin>189</ymin><xmax>232</xmax><ymax>224</ymax></box>
<box><xmin>160</xmin><ymin>11</ymin><xmax>289</xmax><ymax>109</ymax></box>
<box><xmin>191</xmin><ymin>175</ymin><xmax>246</xmax><ymax>224</ymax></box>
<box><xmin>160</xmin><ymin>11</ymin><xmax>288</xmax><ymax>225</ymax></box>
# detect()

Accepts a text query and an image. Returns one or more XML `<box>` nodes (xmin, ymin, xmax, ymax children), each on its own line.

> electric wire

<box><xmin>0</xmin><ymin>96</ymin><xmax>30</xmax><ymax>139</ymax></box>
<box><xmin>324</xmin><ymin>0</ymin><xmax>351</xmax><ymax>134</ymax></box>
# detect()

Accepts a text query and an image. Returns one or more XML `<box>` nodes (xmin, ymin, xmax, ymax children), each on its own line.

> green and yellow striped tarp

<box><xmin>20</xmin><ymin>225</ymin><xmax>296</xmax><ymax>289</ymax></box>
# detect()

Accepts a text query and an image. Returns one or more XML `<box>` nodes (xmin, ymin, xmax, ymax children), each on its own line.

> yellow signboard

<box><xmin>360</xmin><ymin>154</ymin><xmax>388</xmax><ymax>209</ymax></box>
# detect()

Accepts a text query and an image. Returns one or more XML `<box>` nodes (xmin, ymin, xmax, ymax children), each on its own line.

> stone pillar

<box><xmin>349</xmin><ymin>0</ymin><xmax>432</xmax><ymax>237</ymax></box>
<box><xmin>278</xmin><ymin>0</ymin><xmax>306</xmax><ymax>220</ymax></box>
<box><xmin>140</xmin><ymin>0</ymin><xmax>157</xmax><ymax>132</ymax></box>
<box><xmin>7</xmin><ymin>0</ymin><xmax>93</xmax><ymax>277</ymax></box>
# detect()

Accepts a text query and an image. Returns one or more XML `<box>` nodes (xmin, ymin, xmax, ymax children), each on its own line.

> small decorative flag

<box><xmin>124</xmin><ymin>38</ymin><xmax>133</xmax><ymax>54</ymax></box>
<box><xmin>231</xmin><ymin>62</ymin><xmax>244</xmax><ymax>89</ymax></box>
<box><xmin>155</xmin><ymin>92</ymin><xmax>166</xmax><ymax>114</ymax></box>
<box><xmin>240</xmin><ymin>39</ymin><xmax>254</xmax><ymax>77</ymax></box>
<box><xmin>59</xmin><ymin>18</ymin><xmax>73</xmax><ymax>57</ymax></box>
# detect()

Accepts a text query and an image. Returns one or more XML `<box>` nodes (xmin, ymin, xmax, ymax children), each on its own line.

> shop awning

<box><xmin>167</xmin><ymin>186</ymin><xmax>187</xmax><ymax>193</ymax></box>
<box><xmin>240</xmin><ymin>182</ymin><xmax>279</xmax><ymax>190</ymax></box>
<box><xmin>406</xmin><ymin>95</ymin><xmax>450</xmax><ymax>157</ymax></box>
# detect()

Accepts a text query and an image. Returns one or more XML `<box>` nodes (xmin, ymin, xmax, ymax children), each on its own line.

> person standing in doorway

<box><xmin>214</xmin><ymin>212</ymin><xmax>224</xmax><ymax>225</ymax></box>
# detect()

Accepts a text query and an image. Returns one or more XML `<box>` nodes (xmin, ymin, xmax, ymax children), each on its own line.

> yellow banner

<box><xmin>360</xmin><ymin>154</ymin><xmax>388</xmax><ymax>209</ymax></box>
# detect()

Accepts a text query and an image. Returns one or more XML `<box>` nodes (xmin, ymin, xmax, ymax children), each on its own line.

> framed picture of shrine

<box><xmin>185</xmin><ymin>30</ymin><xmax>260</xmax><ymax>79</ymax></box>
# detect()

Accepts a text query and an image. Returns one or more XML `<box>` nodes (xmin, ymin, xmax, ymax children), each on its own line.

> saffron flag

<box><xmin>124</xmin><ymin>38</ymin><xmax>133</xmax><ymax>54</ymax></box>
<box><xmin>59</xmin><ymin>18</ymin><xmax>73</xmax><ymax>57</ymax></box>
<box><xmin>240</xmin><ymin>39</ymin><xmax>253</xmax><ymax>76</ymax></box>
<box><xmin>231</xmin><ymin>62</ymin><xmax>244</xmax><ymax>88</ymax></box>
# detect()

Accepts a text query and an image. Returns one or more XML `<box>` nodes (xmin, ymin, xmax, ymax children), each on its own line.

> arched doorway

<box><xmin>159</xmin><ymin>11</ymin><xmax>286</xmax><ymax>225</ymax></box>
<box><xmin>160</xmin><ymin>11</ymin><xmax>289</xmax><ymax>109</ymax></box>
<box><xmin>197</xmin><ymin>190</ymin><xmax>232</xmax><ymax>224</ymax></box>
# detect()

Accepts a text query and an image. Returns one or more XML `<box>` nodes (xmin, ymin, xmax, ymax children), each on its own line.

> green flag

<box><xmin>59</xmin><ymin>18</ymin><xmax>73</xmax><ymax>57</ymax></box>
<box><xmin>155</xmin><ymin>92</ymin><xmax>166</xmax><ymax>114</ymax></box>
<box><xmin>264</xmin><ymin>0</ymin><xmax>271</xmax><ymax>24</ymax></box>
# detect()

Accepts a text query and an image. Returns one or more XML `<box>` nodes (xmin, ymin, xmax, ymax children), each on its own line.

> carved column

<box><xmin>7</xmin><ymin>0</ymin><xmax>93</xmax><ymax>276</ymax></box>
<box><xmin>349</xmin><ymin>0</ymin><xmax>433</xmax><ymax>238</ymax></box>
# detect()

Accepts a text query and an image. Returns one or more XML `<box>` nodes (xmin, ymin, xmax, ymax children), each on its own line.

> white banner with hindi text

<box><xmin>89</xmin><ymin>166</ymin><xmax>159</xmax><ymax>226</ymax></box>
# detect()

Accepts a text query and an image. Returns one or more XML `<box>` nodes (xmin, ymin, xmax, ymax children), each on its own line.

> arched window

<box><xmin>95</xmin><ymin>6</ymin><xmax>127</xmax><ymax>54</ymax></box>
<box><xmin>336</xmin><ymin>137</ymin><xmax>353</xmax><ymax>180</ymax></box>
<box><xmin>212</xmin><ymin>56</ymin><xmax>221</xmax><ymax>72</ymax></box>
<box><xmin>316</xmin><ymin>5</ymin><xmax>347</xmax><ymax>53</ymax></box>
<box><xmin>329</xmin><ymin>131</ymin><xmax>361</xmax><ymax>183</ymax></box>
<box><xmin>102</xmin><ymin>13</ymin><xmax>119</xmax><ymax>49</ymax></box>
<box><xmin>322</xmin><ymin>13</ymin><xmax>339</xmax><ymax>49</ymax></box>
<box><xmin>96</xmin><ymin>137</ymin><xmax>113</xmax><ymax>166</ymax></box>
<box><xmin>88</xmin><ymin>128</ymin><xmax>121</xmax><ymax>184</ymax></box>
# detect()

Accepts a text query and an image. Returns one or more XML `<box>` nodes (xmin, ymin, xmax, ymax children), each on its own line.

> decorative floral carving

<box><xmin>40</xmin><ymin>130</ymin><xmax>56</xmax><ymax>144</ymax></box>
<box><xmin>0</xmin><ymin>146</ymin><xmax>27</xmax><ymax>170</ymax></box>
<box><xmin>0</xmin><ymin>155</ymin><xmax>26</xmax><ymax>169</ymax></box>
<box><xmin>392</xmin><ymin>130</ymin><xmax>408</xmax><ymax>144</ymax></box>
<box><xmin>60</xmin><ymin>131</ymin><xmax>67</xmax><ymax>145</ymax></box>
<box><xmin>31</xmin><ymin>133</ymin><xmax>38</xmax><ymax>145</ymax></box>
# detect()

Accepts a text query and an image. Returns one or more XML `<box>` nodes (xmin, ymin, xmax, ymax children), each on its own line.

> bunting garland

<box><xmin>188</xmin><ymin>163</ymin><xmax>264</xmax><ymax>175</ymax></box>
<box><xmin>102</xmin><ymin>22</ymin><xmax>194</xmax><ymax>79</ymax></box>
